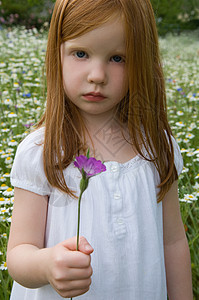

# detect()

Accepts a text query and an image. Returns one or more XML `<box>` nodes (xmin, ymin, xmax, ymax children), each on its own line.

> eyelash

<box><xmin>73</xmin><ymin>51</ymin><xmax>125</xmax><ymax>63</ymax></box>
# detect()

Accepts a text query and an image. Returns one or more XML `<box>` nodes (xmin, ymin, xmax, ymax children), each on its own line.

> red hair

<box><xmin>37</xmin><ymin>0</ymin><xmax>177</xmax><ymax>201</ymax></box>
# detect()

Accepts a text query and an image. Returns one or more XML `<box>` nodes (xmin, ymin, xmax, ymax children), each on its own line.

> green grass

<box><xmin>160</xmin><ymin>31</ymin><xmax>199</xmax><ymax>297</ymax></box>
<box><xmin>0</xmin><ymin>27</ymin><xmax>199</xmax><ymax>299</ymax></box>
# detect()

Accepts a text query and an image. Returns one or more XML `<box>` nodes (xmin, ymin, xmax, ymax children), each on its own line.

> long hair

<box><xmin>37</xmin><ymin>0</ymin><xmax>177</xmax><ymax>201</ymax></box>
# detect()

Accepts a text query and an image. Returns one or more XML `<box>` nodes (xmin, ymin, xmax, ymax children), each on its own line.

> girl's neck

<box><xmin>80</xmin><ymin>109</ymin><xmax>118</xmax><ymax>134</ymax></box>
<box><xmin>81</xmin><ymin>116</ymin><xmax>137</xmax><ymax>164</ymax></box>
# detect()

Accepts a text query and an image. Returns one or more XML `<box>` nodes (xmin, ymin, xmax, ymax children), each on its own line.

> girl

<box><xmin>7</xmin><ymin>0</ymin><xmax>193</xmax><ymax>299</ymax></box>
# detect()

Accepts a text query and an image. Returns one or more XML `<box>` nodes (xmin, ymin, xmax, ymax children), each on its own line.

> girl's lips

<box><xmin>83</xmin><ymin>93</ymin><xmax>106</xmax><ymax>102</ymax></box>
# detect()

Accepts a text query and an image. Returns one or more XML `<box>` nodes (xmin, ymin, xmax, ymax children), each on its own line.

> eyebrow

<box><xmin>64</xmin><ymin>44</ymin><xmax>88</xmax><ymax>51</ymax></box>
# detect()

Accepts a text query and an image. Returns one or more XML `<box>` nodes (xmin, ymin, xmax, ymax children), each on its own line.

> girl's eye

<box><xmin>75</xmin><ymin>51</ymin><xmax>87</xmax><ymax>58</ymax></box>
<box><xmin>111</xmin><ymin>55</ymin><xmax>124</xmax><ymax>63</ymax></box>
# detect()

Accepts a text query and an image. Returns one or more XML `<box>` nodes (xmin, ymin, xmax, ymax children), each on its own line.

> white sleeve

<box><xmin>10</xmin><ymin>128</ymin><xmax>51</xmax><ymax>196</ymax></box>
<box><xmin>171</xmin><ymin>135</ymin><xmax>183</xmax><ymax>176</ymax></box>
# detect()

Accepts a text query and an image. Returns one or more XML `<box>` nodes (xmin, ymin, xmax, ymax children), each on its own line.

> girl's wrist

<box><xmin>35</xmin><ymin>247</ymin><xmax>52</xmax><ymax>286</ymax></box>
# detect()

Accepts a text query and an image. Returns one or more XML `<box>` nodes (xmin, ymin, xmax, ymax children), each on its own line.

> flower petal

<box><xmin>74</xmin><ymin>155</ymin><xmax>88</xmax><ymax>170</ymax></box>
<box><xmin>74</xmin><ymin>155</ymin><xmax>106</xmax><ymax>178</ymax></box>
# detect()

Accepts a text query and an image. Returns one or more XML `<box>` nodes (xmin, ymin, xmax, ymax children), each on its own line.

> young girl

<box><xmin>7</xmin><ymin>0</ymin><xmax>193</xmax><ymax>299</ymax></box>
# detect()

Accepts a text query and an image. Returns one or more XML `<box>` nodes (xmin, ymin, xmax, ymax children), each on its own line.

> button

<box><xmin>114</xmin><ymin>193</ymin><xmax>121</xmax><ymax>200</ymax></box>
<box><xmin>116</xmin><ymin>218</ymin><xmax>124</xmax><ymax>225</ymax></box>
<box><xmin>111</xmin><ymin>165</ymin><xmax>118</xmax><ymax>172</ymax></box>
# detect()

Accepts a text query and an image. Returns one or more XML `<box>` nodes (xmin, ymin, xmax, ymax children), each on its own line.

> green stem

<box><xmin>76</xmin><ymin>190</ymin><xmax>83</xmax><ymax>250</ymax></box>
<box><xmin>71</xmin><ymin>190</ymin><xmax>83</xmax><ymax>300</ymax></box>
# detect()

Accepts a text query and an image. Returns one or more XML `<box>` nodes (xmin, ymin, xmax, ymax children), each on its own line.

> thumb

<box><xmin>78</xmin><ymin>236</ymin><xmax>94</xmax><ymax>254</ymax></box>
<box><xmin>61</xmin><ymin>236</ymin><xmax>94</xmax><ymax>254</ymax></box>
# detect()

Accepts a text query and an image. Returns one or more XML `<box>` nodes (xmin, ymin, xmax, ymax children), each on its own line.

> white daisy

<box><xmin>3</xmin><ymin>188</ymin><xmax>14</xmax><ymax>197</ymax></box>
<box><xmin>0</xmin><ymin>262</ymin><xmax>7</xmax><ymax>270</ymax></box>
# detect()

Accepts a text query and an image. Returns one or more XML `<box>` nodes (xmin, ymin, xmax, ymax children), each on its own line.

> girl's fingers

<box><xmin>53</xmin><ymin>279</ymin><xmax>91</xmax><ymax>298</ymax></box>
<box><xmin>62</xmin><ymin>249</ymin><xmax>92</xmax><ymax>269</ymax></box>
<box><xmin>65</xmin><ymin>265</ymin><xmax>93</xmax><ymax>280</ymax></box>
<box><xmin>57</xmin><ymin>287</ymin><xmax>90</xmax><ymax>299</ymax></box>
<box><xmin>62</xmin><ymin>236</ymin><xmax>94</xmax><ymax>254</ymax></box>
<box><xmin>67</xmin><ymin>278</ymin><xmax>92</xmax><ymax>290</ymax></box>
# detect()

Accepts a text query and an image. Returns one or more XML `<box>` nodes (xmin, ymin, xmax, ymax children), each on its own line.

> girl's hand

<box><xmin>46</xmin><ymin>236</ymin><xmax>94</xmax><ymax>298</ymax></box>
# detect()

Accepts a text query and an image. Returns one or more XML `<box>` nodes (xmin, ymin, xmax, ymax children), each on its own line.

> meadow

<box><xmin>0</xmin><ymin>26</ymin><xmax>198</xmax><ymax>299</ymax></box>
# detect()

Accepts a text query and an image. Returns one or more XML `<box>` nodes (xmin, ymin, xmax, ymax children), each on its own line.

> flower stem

<box><xmin>76</xmin><ymin>190</ymin><xmax>83</xmax><ymax>250</ymax></box>
<box><xmin>71</xmin><ymin>190</ymin><xmax>83</xmax><ymax>300</ymax></box>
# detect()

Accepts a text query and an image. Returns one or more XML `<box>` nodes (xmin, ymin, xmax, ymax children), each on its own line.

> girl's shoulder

<box><xmin>10</xmin><ymin>127</ymin><xmax>51</xmax><ymax>195</ymax></box>
<box><xmin>168</xmin><ymin>133</ymin><xmax>183</xmax><ymax>176</ymax></box>
<box><xmin>17</xmin><ymin>126</ymin><xmax>45</xmax><ymax>150</ymax></box>
<box><xmin>142</xmin><ymin>129</ymin><xmax>183</xmax><ymax>176</ymax></box>
<box><xmin>13</xmin><ymin>127</ymin><xmax>45</xmax><ymax>166</ymax></box>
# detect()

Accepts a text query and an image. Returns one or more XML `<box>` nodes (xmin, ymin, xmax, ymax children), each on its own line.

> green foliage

<box><xmin>151</xmin><ymin>0</ymin><xmax>199</xmax><ymax>34</ymax></box>
<box><xmin>27</xmin><ymin>0</ymin><xmax>44</xmax><ymax>5</ymax></box>
<box><xmin>0</xmin><ymin>0</ymin><xmax>53</xmax><ymax>28</ymax></box>
<box><xmin>1</xmin><ymin>0</ymin><xmax>44</xmax><ymax>16</ymax></box>
<box><xmin>0</xmin><ymin>0</ymin><xmax>199</xmax><ymax>32</ymax></box>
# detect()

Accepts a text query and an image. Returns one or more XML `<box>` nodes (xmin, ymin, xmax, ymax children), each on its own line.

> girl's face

<box><xmin>61</xmin><ymin>16</ymin><xmax>128</xmax><ymax>122</ymax></box>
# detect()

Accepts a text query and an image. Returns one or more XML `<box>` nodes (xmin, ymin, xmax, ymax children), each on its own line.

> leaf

<box><xmin>86</xmin><ymin>148</ymin><xmax>90</xmax><ymax>158</ymax></box>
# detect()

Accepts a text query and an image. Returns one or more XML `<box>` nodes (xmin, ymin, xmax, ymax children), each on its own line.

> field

<box><xmin>0</xmin><ymin>27</ymin><xmax>199</xmax><ymax>299</ymax></box>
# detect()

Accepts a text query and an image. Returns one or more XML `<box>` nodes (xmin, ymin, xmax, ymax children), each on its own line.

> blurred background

<box><xmin>0</xmin><ymin>0</ymin><xmax>199</xmax><ymax>35</ymax></box>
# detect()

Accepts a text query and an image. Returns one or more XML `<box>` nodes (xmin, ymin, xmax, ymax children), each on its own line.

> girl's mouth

<box><xmin>83</xmin><ymin>92</ymin><xmax>106</xmax><ymax>102</ymax></box>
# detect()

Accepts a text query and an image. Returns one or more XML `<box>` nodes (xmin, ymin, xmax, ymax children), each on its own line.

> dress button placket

<box><xmin>110</xmin><ymin>163</ymin><xmax>127</xmax><ymax>238</ymax></box>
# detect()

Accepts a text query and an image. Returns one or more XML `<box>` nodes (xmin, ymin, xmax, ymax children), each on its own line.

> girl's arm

<box><xmin>162</xmin><ymin>181</ymin><xmax>193</xmax><ymax>300</ymax></box>
<box><xmin>7</xmin><ymin>187</ymin><xmax>93</xmax><ymax>298</ymax></box>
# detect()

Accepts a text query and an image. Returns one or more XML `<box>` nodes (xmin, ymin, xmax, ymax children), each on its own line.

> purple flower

<box><xmin>74</xmin><ymin>155</ymin><xmax>106</xmax><ymax>178</ymax></box>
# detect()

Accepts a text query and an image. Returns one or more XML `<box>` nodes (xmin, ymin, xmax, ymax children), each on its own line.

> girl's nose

<box><xmin>87</xmin><ymin>61</ymin><xmax>107</xmax><ymax>85</ymax></box>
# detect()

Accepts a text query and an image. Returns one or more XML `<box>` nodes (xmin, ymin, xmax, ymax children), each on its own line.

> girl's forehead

<box><xmin>63</xmin><ymin>16</ymin><xmax>126</xmax><ymax>49</ymax></box>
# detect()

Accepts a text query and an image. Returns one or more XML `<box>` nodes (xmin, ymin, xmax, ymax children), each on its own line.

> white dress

<box><xmin>10</xmin><ymin>127</ymin><xmax>183</xmax><ymax>300</ymax></box>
